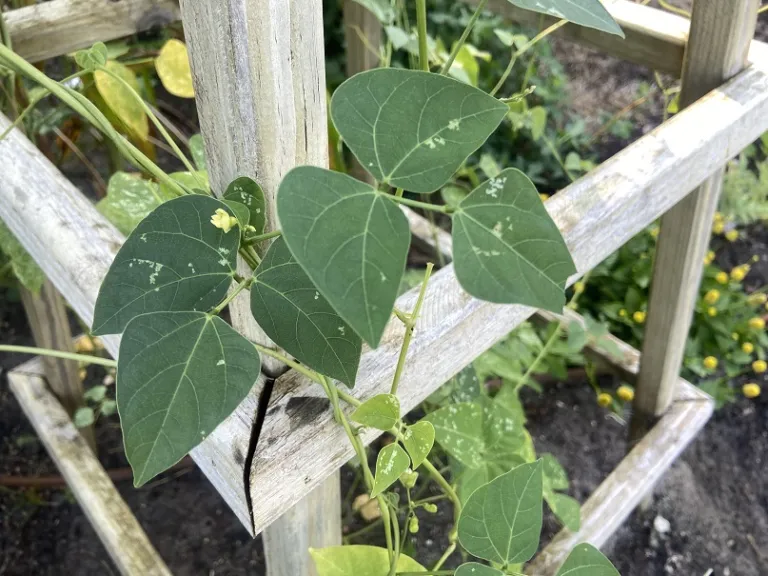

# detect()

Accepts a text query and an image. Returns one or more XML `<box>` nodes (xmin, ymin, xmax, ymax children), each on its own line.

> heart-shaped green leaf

<box><xmin>224</xmin><ymin>176</ymin><xmax>266</xmax><ymax>234</ymax></box>
<box><xmin>458</xmin><ymin>460</ymin><xmax>543</xmax><ymax>565</ymax></box>
<box><xmin>310</xmin><ymin>546</ymin><xmax>425</xmax><ymax>576</ymax></box>
<box><xmin>508</xmin><ymin>0</ymin><xmax>624</xmax><ymax>37</ymax></box>
<box><xmin>452</xmin><ymin>168</ymin><xmax>576</xmax><ymax>312</ymax></box>
<box><xmin>118</xmin><ymin>311</ymin><xmax>261</xmax><ymax>486</ymax></box>
<box><xmin>331</xmin><ymin>69</ymin><xmax>508</xmax><ymax>193</ymax></box>
<box><xmin>402</xmin><ymin>421</ymin><xmax>435</xmax><ymax>469</ymax></box>
<box><xmin>96</xmin><ymin>172</ymin><xmax>174</xmax><ymax>236</ymax></box>
<box><xmin>92</xmin><ymin>195</ymin><xmax>239</xmax><ymax>335</ymax></box>
<box><xmin>556</xmin><ymin>543</ymin><xmax>619</xmax><ymax>576</ymax></box>
<box><xmin>250</xmin><ymin>237</ymin><xmax>362</xmax><ymax>386</ymax></box>
<box><xmin>371</xmin><ymin>443</ymin><xmax>411</xmax><ymax>497</ymax></box>
<box><xmin>546</xmin><ymin>492</ymin><xmax>580</xmax><ymax>532</ymax></box>
<box><xmin>351</xmin><ymin>394</ymin><xmax>400</xmax><ymax>430</ymax></box>
<box><xmin>455</xmin><ymin>563</ymin><xmax>504</xmax><ymax>576</ymax></box>
<box><xmin>75</xmin><ymin>42</ymin><xmax>108</xmax><ymax>71</ymax></box>
<box><xmin>277</xmin><ymin>166</ymin><xmax>410</xmax><ymax>347</ymax></box>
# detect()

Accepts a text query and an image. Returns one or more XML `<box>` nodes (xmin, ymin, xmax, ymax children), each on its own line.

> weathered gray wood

<box><xmin>3</xmin><ymin>51</ymin><xmax>768</xmax><ymax>536</ymax></box>
<box><xmin>632</xmin><ymin>0</ymin><xmax>759</xmax><ymax>435</ymax></box>
<box><xmin>20</xmin><ymin>279</ymin><xmax>95</xmax><ymax>449</ymax></box>
<box><xmin>9</xmin><ymin>357</ymin><xmax>171</xmax><ymax>576</ymax></box>
<box><xmin>5</xmin><ymin>0</ymin><xmax>179</xmax><ymax>63</ymax></box>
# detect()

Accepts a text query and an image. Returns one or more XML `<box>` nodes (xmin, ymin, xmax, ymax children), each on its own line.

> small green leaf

<box><xmin>278</xmin><ymin>167</ymin><xmax>410</xmax><ymax>347</ymax></box>
<box><xmin>84</xmin><ymin>385</ymin><xmax>107</xmax><ymax>402</ymax></box>
<box><xmin>441</xmin><ymin>185</ymin><xmax>469</xmax><ymax>209</ymax></box>
<box><xmin>529</xmin><ymin>106</ymin><xmax>547</xmax><ymax>141</ymax></box>
<box><xmin>222</xmin><ymin>200</ymin><xmax>251</xmax><ymax>231</ymax></box>
<box><xmin>402</xmin><ymin>421</ymin><xmax>435</xmax><ymax>469</ymax></box>
<box><xmin>250</xmin><ymin>237</ymin><xmax>362</xmax><ymax>386</ymax></box>
<box><xmin>92</xmin><ymin>195</ymin><xmax>239</xmax><ymax>336</ymax></box>
<box><xmin>189</xmin><ymin>134</ymin><xmax>207</xmax><ymax>170</ymax></box>
<box><xmin>507</xmin><ymin>0</ymin><xmax>624</xmax><ymax>37</ymax></box>
<box><xmin>371</xmin><ymin>443</ymin><xmax>411</xmax><ymax>497</ymax></box>
<box><xmin>310</xmin><ymin>545</ymin><xmax>425</xmax><ymax>576</ymax></box>
<box><xmin>458</xmin><ymin>460</ymin><xmax>543</xmax><ymax>565</ymax></box>
<box><xmin>455</xmin><ymin>563</ymin><xmax>504</xmax><ymax>576</ymax></box>
<box><xmin>385</xmin><ymin>26</ymin><xmax>410</xmax><ymax>50</ymax></box>
<box><xmin>224</xmin><ymin>176</ymin><xmax>266</xmax><ymax>234</ymax></box>
<box><xmin>73</xmin><ymin>407</ymin><xmax>95</xmax><ymax>428</ymax></box>
<box><xmin>95</xmin><ymin>60</ymin><xmax>149</xmax><ymax>140</ymax></box>
<box><xmin>118</xmin><ymin>311</ymin><xmax>261</xmax><ymax>486</ymax></box>
<box><xmin>74</xmin><ymin>42</ymin><xmax>108</xmax><ymax>71</ymax></box>
<box><xmin>452</xmin><ymin>168</ymin><xmax>576</xmax><ymax>312</ymax></box>
<box><xmin>351</xmin><ymin>394</ymin><xmax>399</xmax><ymax>430</ymax></box>
<box><xmin>101</xmin><ymin>399</ymin><xmax>117</xmax><ymax>416</ymax></box>
<box><xmin>556</xmin><ymin>543</ymin><xmax>619</xmax><ymax>576</ymax></box>
<box><xmin>350</xmin><ymin>0</ymin><xmax>395</xmax><ymax>25</ymax></box>
<box><xmin>542</xmin><ymin>453</ymin><xmax>569</xmax><ymax>491</ymax></box>
<box><xmin>546</xmin><ymin>492</ymin><xmax>581</xmax><ymax>532</ymax></box>
<box><xmin>0</xmin><ymin>219</ymin><xmax>44</xmax><ymax>293</ymax></box>
<box><xmin>96</xmin><ymin>172</ymin><xmax>173</xmax><ymax>236</ymax></box>
<box><xmin>331</xmin><ymin>69</ymin><xmax>508</xmax><ymax>193</ymax></box>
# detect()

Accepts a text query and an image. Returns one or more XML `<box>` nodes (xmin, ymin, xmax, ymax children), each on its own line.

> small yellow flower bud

<box><xmin>210</xmin><ymin>208</ymin><xmax>238</xmax><ymax>233</ymax></box>
<box><xmin>399</xmin><ymin>469</ymin><xmax>419</xmax><ymax>489</ymax></box>
<box><xmin>707</xmin><ymin>307</ymin><xmax>717</xmax><ymax>317</ymax></box>
<box><xmin>732</xmin><ymin>332</ymin><xmax>740</xmax><ymax>341</ymax></box>
<box><xmin>574</xmin><ymin>281</ymin><xmax>585</xmax><ymax>294</ymax></box>
<box><xmin>753</xmin><ymin>360</ymin><xmax>767</xmax><ymax>374</ymax></box>
<box><xmin>715</xmin><ymin>271</ymin><xmax>729</xmax><ymax>285</ymax></box>
<box><xmin>649</xmin><ymin>227</ymin><xmax>659</xmax><ymax>239</ymax></box>
<box><xmin>743</xmin><ymin>383</ymin><xmax>761</xmax><ymax>399</ymax></box>
<box><xmin>597</xmin><ymin>392</ymin><xmax>612</xmax><ymax>407</ymax></box>
<box><xmin>704</xmin><ymin>289</ymin><xmax>720</xmax><ymax>304</ymax></box>
<box><xmin>423</xmin><ymin>503</ymin><xmax>438</xmax><ymax>513</ymax></box>
<box><xmin>703</xmin><ymin>250</ymin><xmax>716</xmax><ymax>266</ymax></box>
<box><xmin>748</xmin><ymin>293</ymin><xmax>767</xmax><ymax>306</ymax></box>
<box><xmin>714</xmin><ymin>212</ymin><xmax>724</xmax><ymax>222</ymax></box>
<box><xmin>619</xmin><ymin>309</ymin><xmax>627</xmax><ymax>318</ymax></box>
<box><xmin>725</xmin><ymin>229</ymin><xmax>739</xmax><ymax>242</ymax></box>
<box><xmin>633</xmin><ymin>311</ymin><xmax>646</xmax><ymax>324</ymax></box>
<box><xmin>703</xmin><ymin>356</ymin><xmax>718</xmax><ymax>370</ymax></box>
<box><xmin>712</xmin><ymin>220</ymin><xmax>725</xmax><ymax>234</ymax></box>
<box><xmin>730</xmin><ymin>265</ymin><xmax>749</xmax><ymax>282</ymax></box>
<box><xmin>539</xmin><ymin>193</ymin><xmax>550</xmax><ymax>202</ymax></box>
<box><xmin>748</xmin><ymin>317</ymin><xmax>766</xmax><ymax>330</ymax></box>
<box><xmin>617</xmin><ymin>385</ymin><xmax>635</xmax><ymax>402</ymax></box>
<box><xmin>409</xmin><ymin>516</ymin><xmax>419</xmax><ymax>534</ymax></box>
<box><xmin>742</xmin><ymin>342</ymin><xmax>755</xmax><ymax>354</ymax></box>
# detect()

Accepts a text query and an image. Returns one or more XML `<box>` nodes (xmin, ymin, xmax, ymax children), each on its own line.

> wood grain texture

<box><xmin>9</xmin><ymin>358</ymin><xmax>171</xmax><ymax>576</ymax></box>
<box><xmin>5</xmin><ymin>0</ymin><xmax>180</xmax><ymax>63</ymax></box>
<box><xmin>633</xmin><ymin>0</ymin><xmax>759</xmax><ymax>429</ymax></box>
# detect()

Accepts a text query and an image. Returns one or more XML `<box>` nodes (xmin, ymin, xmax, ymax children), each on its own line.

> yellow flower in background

<box><xmin>712</xmin><ymin>220</ymin><xmax>725</xmax><ymax>234</ymax></box>
<box><xmin>715</xmin><ymin>271</ymin><xmax>729</xmax><ymax>284</ymax></box>
<box><xmin>210</xmin><ymin>208</ymin><xmax>237</xmax><ymax>233</ymax></box>
<box><xmin>753</xmin><ymin>360</ymin><xmax>767</xmax><ymax>374</ymax></box>
<box><xmin>617</xmin><ymin>385</ymin><xmax>635</xmax><ymax>402</ymax></box>
<box><xmin>725</xmin><ymin>229</ymin><xmax>739</xmax><ymax>242</ymax></box>
<box><xmin>743</xmin><ymin>383</ymin><xmax>761</xmax><ymax>399</ymax></box>
<box><xmin>597</xmin><ymin>393</ymin><xmax>612</xmax><ymax>407</ymax></box>
<box><xmin>633</xmin><ymin>311</ymin><xmax>646</xmax><ymax>324</ymax></box>
<box><xmin>748</xmin><ymin>293</ymin><xmax>767</xmax><ymax>306</ymax></box>
<box><xmin>619</xmin><ymin>309</ymin><xmax>627</xmax><ymax>318</ymax></box>
<box><xmin>707</xmin><ymin>307</ymin><xmax>717</xmax><ymax>317</ymax></box>
<box><xmin>704</xmin><ymin>289</ymin><xmax>720</xmax><ymax>304</ymax></box>
<box><xmin>742</xmin><ymin>342</ymin><xmax>755</xmax><ymax>354</ymax></box>
<box><xmin>539</xmin><ymin>193</ymin><xmax>550</xmax><ymax>202</ymax></box>
<box><xmin>704</xmin><ymin>250</ymin><xmax>715</xmax><ymax>266</ymax></box>
<box><xmin>730</xmin><ymin>265</ymin><xmax>749</xmax><ymax>282</ymax></box>
<box><xmin>574</xmin><ymin>281</ymin><xmax>585</xmax><ymax>294</ymax></box>
<box><xmin>703</xmin><ymin>356</ymin><xmax>718</xmax><ymax>370</ymax></box>
<box><xmin>714</xmin><ymin>212</ymin><xmax>724</xmax><ymax>222</ymax></box>
<box><xmin>732</xmin><ymin>332</ymin><xmax>740</xmax><ymax>341</ymax></box>
<box><xmin>749</xmin><ymin>317</ymin><xmax>766</xmax><ymax>330</ymax></box>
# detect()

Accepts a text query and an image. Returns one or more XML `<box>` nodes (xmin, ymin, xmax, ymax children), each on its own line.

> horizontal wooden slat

<box><xmin>2</xmin><ymin>53</ymin><xmax>768</xmax><ymax>535</ymax></box>
<box><xmin>5</xmin><ymin>0</ymin><xmax>180</xmax><ymax>63</ymax></box>
<box><xmin>8</xmin><ymin>358</ymin><xmax>172</xmax><ymax>576</ymax></box>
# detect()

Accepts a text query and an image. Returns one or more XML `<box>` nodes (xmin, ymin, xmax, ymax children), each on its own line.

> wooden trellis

<box><xmin>0</xmin><ymin>0</ymin><xmax>765</xmax><ymax>574</ymax></box>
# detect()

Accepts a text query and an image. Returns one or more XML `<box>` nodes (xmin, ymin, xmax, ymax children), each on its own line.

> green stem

<box><xmin>253</xmin><ymin>344</ymin><xmax>324</xmax><ymax>385</ymax></box>
<box><xmin>0</xmin><ymin>345</ymin><xmax>116</xmax><ymax>367</ymax></box>
<box><xmin>397</xmin><ymin>572</ymin><xmax>452</xmax><ymax>576</ymax></box>
<box><xmin>210</xmin><ymin>277</ymin><xmax>252</xmax><ymax>315</ymax></box>
<box><xmin>431</xmin><ymin>542</ymin><xmax>455</xmax><ymax>571</ymax></box>
<box><xmin>395</xmin><ymin>187</ymin><xmax>404</xmax><ymax>198</ymax></box>
<box><xmin>421</xmin><ymin>458</ymin><xmax>461</xmax><ymax>525</ymax></box>
<box><xmin>439</xmin><ymin>0</ymin><xmax>489</xmax><ymax>75</ymax></box>
<box><xmin>386</xmin><ymin>502</ymin><xmax>401</xmax><ymax>576</ymax></box>
<box><xmin>244</xmin><ymin>229</ymin><xmax>282</xmax><ymax>244</ymax></box>
<box><xmin>415</xmin><ymin>0</ymin><xmax>429</xmax><ymax>72</ymax></box>
<box><xmin>391</xmin><ymin>263</ymin><xmax>433</xmax><ymax>395</ymax></box>
<box><xmin>387</xmin><ymin>194</ymin><xmax>452</xmax><ymax>214</ymax></box>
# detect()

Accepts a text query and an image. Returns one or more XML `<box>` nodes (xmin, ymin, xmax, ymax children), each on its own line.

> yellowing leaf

<box><xmin>156</xmin><ymin>39</ymin><xmax>195</xmax><ymax>99</ymax></box>
<box><xmin>94</xmin><ymin>60</ymin><xmax>149</xmax><ymax>141</ymax></box>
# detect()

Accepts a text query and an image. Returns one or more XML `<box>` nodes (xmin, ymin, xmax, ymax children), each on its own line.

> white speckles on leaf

<box><xmin>448</xmin><ymin>118</ymin><xmax>461</xmax><ymax>131</ymax></box>
<box><xmin>216</xmin><ymin>359</ymin><xmax>225</xmax><ymax>366</ymax></box>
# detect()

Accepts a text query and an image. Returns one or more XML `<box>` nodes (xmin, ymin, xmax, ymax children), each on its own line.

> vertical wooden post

<box><xmin>20</xmin><ymin>279</ymin><xmax>95</xmax><ymax>448</ymax></box>
<box><xmin>631</xmin><ymin>0</ymin><xmax>759</xmax><ymax>438</ymax></box>
<box><xmin>180</xmin><ymin>0</ymin><xmax>341</xmax><ymax>573</ymax></box>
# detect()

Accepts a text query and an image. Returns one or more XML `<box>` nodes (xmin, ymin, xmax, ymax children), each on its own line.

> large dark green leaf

<box><xmin>92</xmin><ymin>195</ymin><xmax>239</xmax><ymax>335</ymax></box>
<box><xmin>509</xmin><ymin>0</ymin><xmax>624</xmax><ymax>37</ymax></box>
<box><xmin>452</xmin><ymin>168</ymin><xmax>576</xmax><ymax>312</ymax></box>
<box><xmin>457</xmin><ymin>460</ymin><xmax>543</xmax><ymax>565</ymax></box>
<box><xmin>331</xmin><ymin>69</ymin><xmax>507</xmax><ymax>193</ymax></box>
<box><xmin>455</xmin><ymin>564</ymin><xmax>503</xmax><ymax>576</ymax></box>
<box><xmin>118</xmin><ymin>311</ymin><xmax>261</xmax><ymax>486</ymax></box>
<box><xmin>555</xmin><ymin>543</ymin><xmax>619</xmax><ymax>576</ymax></box>
<box><xmin>250</xmin><ymin>237</ymin><xmax>362</xmax><ymax>386</ymax></box>
<box><xmin>277</xmin><ymin>166</ymin><xmax>410</xmax><ymax>347</ymax></box>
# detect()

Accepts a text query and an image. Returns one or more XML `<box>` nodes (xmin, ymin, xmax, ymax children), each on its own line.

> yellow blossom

<box><xmin>649</xmin><ymin>227</ymin><xmax>659</xmax><ymax>239</ymax></box>
<box><xmin>704</xmin><ymin>289</ymin><xmax>720</xmax><ymax>304</ymax></box>
<box><xmin>619</xmin><ymin>309</ymin><xmax>627</xmax><ymax>318</ymax></box>
<box><xmin>617</xmin><ymin>385</ymin><xmax>635</xmax><ymax>402</ymax></box>
<box><xmin>749</xmin><ymin>317</ymin><xmax>766</xmax><ymax>330</ymax></box>
<box><xmin>574</xmin><ymin>281</ymin><xmax>585</xmax><ymax>294</ymax></box>
<box><xmin>597</xmin><ymin>392</ymin><xmax>612</xmax><ymax>407</ymax></box>
<box><xmin>743</xmin><ymin>383</ymin><xmax>761</xmax><ymax>399</ymax></box>
<box><xmin>715</xmin><ymin>271</ymin><xmax>729</xmax><ymax>285</ymax></box>
<box><xmin>714</xmin><ymin>212</ymin><xmax>724</xmax><ymax>222</ymax></box>
<box><xmin>703</xmin><ymin>356</ymin><xmax>718</xmax><ymax>370</ymax></box>
<box><xmin>742</xmin><ymin>342</ymin><xmax>755</xmax><ymax>354</ymax></box>
<box><xmin>753</xmin><ymin>360</ymin><xmax>767</xmax><ymax>374</ymax></box>
<box><xmin>704</xmin><ymin>250</ymin><xmax>715</xmax><ymax>266</ymax></box>
<box><xmin>633</xmin><ymin>311</ymin><xmax>646</xmax><ymax>324</ymax></box>
<box><xmin>210</xmin><ymin>208</ymin><xmax>238</xmax><ymax>233</ymax></box>
<box><xmin>730</xmin><ymin>265</ymin><xmax>749</xmax><ymax>282</ymax></box>
<box><xmin>539</xmin><ymin>193</ymin><xmax>550</xmax><ymax>202</ymax></box>
<box><xmin>707</xmin><ymin>307</ymin><xmax>717</xmax><ymax>317</ymax></box>
<box><xmin>725</xmin><ymin>229</ymin><xmax>739</xmax><ymax>242</ymax></box>
<box><xmin>747</xmin><ymin>293</ymin><xmax>767</xmax><ymax>306</ymax></box>
<box><xmin>712</xmin><ymin>220</ymin><xmax>725</xmax><ymax>234</ymax></box>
